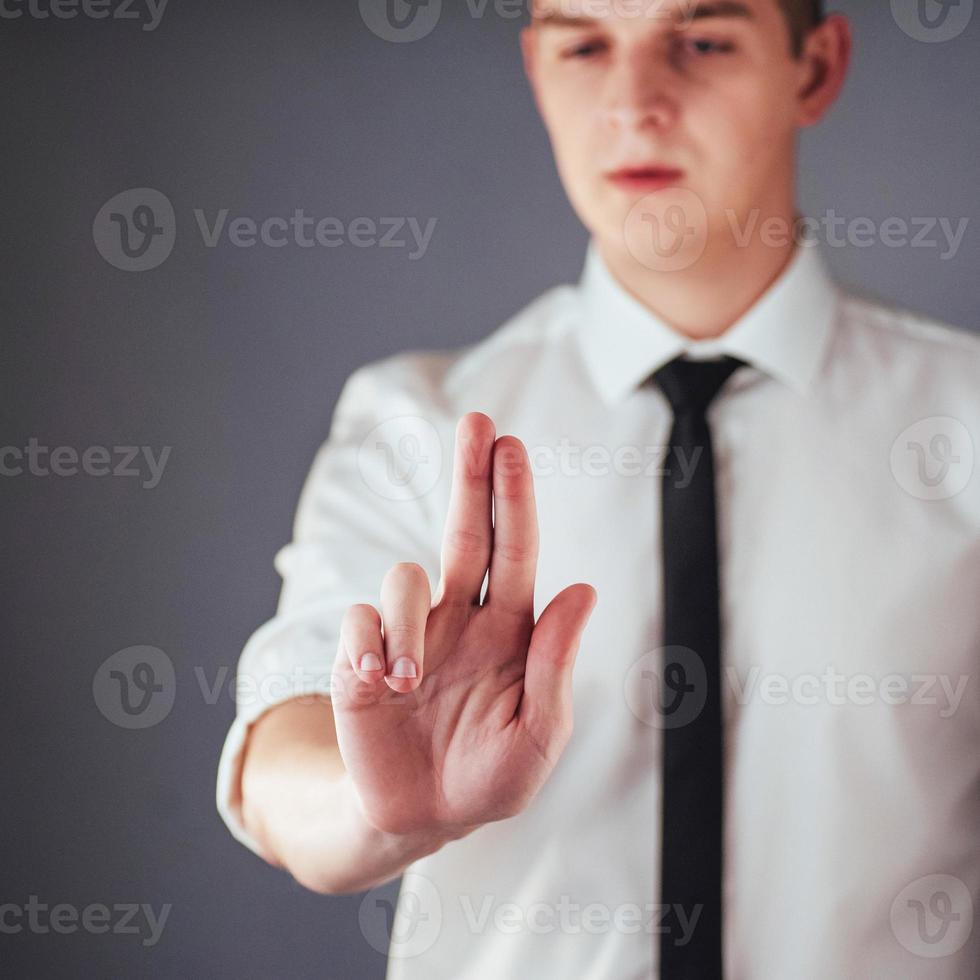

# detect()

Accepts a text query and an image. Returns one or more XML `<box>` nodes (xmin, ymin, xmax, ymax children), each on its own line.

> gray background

<box><xmin>2</xmin><ymin>1</ymin><xmax>977</xmax><ymax>976</ymax></box>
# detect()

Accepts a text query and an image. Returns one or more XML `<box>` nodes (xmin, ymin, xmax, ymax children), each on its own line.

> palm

<box><xmin>331</xmin><ymin>413</ymin><xmax>596</xmax><ymax>839</ymax></box>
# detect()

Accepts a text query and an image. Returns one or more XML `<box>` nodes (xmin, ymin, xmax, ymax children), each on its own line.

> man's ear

<box><xmin>795</xmin><ymin>13</ymin><xmax>852</xmax><ymax>128</ymax></box>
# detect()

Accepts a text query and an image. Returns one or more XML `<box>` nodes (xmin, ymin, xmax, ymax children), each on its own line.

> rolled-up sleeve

<box><xmin>216</xmin><ymin>351</ymin><xmax>452</xmax><ymax>855</ymax></box>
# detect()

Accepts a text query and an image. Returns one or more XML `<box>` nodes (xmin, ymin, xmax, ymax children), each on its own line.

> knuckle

<box><xmin>360</xmin><ymin>802</ymin><xmax>424</xmax><ymax>838</ymax></box>
<box><xmin>384</xmin><ymin>621</ymin><xmax>421</xmax><ymax>638</ymax></box>
<box><xmin>523</xmin><ymin>714</ymin><xmax>569</xmax><ymax>767</ymax></box>
<box><xmin>329</xmin><ymin>670</ymin><xmax>383</xmax><ymax>711</ymax></box>
<box><xmin>490</xmin><ymin>482</ymin><xmax>527</xmax><ymax>502</ymax></box>
<box><xmin>493</xmin><ymin>539</ymin><xmax>537</xmax><ymax>563</ymax></box>
<box><xmin>444</xmin><ymin>526</ymin><xmax>488</xmax><ymax>557</ymax></box>
<box><xmin>435</xmin><ymin>594</ymin><xmax>478</xmax><ymax>613</ymax></box>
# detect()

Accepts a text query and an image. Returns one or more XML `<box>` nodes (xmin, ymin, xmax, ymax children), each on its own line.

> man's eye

<box><xmin>562</xmin><ymin>40</ymin><xmax>607</xmax><ymax>59</ymax></box>
<box><xmin>683</xmin><ymin>37</ymin><xmax>735</xmax><ymax>56</ymax></box>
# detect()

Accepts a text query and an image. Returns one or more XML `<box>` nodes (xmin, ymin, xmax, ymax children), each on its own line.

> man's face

<box><xmin>522</xmin><ymin>0</ymin><xmax>819</xmax><ymax>261</ymax></box>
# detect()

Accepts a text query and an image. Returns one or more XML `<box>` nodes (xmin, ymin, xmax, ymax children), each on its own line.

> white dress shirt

<box><xmin>217</xmin><ymin>238</ymin><xmax>980</xmax><ymax>978</ymax></box>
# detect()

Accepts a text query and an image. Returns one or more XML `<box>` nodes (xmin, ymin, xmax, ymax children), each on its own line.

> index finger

<box><xmin>433</xmin><ymin>412</ymin><xmax>496</xmax><ymax>607</ymax></box>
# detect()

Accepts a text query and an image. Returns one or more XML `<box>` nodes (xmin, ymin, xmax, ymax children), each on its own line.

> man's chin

<box><xmin>582</xmin><ymin>189</ymin><xmax>713</xmax><ymax>274</ymax></box>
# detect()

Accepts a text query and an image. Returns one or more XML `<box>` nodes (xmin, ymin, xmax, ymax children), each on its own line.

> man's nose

<box><xmin>600</xmin><ymin>54</ymin><xmax>679</xmax><ymax>132</ymax></box>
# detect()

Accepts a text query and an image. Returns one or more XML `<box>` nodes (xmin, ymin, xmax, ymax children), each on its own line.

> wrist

<box><xmin>341</xmin><ymin>771</ymin><xmax>477</xmax><ymax>865</ymax></box>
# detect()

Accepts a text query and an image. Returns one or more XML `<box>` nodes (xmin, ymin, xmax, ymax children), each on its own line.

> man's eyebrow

<box><xmin>530</xmin><ymin>11</ymin><xmax>600</xmax><ymax>28</ymax></box>
<box><xmin>531</xmin><ymin>2</ymin><xmax>755</xmax><ymax>28</ymax></box>
<box><xmin>686</xmin><ymin>1</ymin><xmax>755</xmax><ymax>22</ymax></box>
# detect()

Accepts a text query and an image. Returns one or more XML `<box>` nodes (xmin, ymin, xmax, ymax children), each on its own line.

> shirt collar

<box><xmin>575</xmin><ymin>236</ymin><xmax>841</xmax><ymax>404</ymax></box>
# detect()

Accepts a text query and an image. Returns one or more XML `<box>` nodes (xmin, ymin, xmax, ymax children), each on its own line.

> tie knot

<box><xmin>649</xmin><ymin>355</ymin><xmax>746</xmax><ymax>417</ymax></box>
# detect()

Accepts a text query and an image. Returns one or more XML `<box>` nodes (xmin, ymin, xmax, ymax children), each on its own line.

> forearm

<box><xmin>239</xmin><ymin>697</ymin><xmax>456</xmax><ymax>895</ymax></box>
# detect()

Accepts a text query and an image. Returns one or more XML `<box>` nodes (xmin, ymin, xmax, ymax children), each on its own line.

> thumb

<box><xmin>519</xmin><ymin>583</ymin><xmax>597</xmax><ymax>753</ymax></box>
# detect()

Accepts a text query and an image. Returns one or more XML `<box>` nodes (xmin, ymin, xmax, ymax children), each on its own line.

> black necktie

<box><xmin>649</xmin><ymin>354</ymin><xmax>746</xmax><ymax>980</ymax></box>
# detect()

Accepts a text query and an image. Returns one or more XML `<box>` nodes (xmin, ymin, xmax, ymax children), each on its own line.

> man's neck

<box><xmin>597</xmin><ymin>224</ymin><xmax>801</xmax><ymax>342</ymax></box>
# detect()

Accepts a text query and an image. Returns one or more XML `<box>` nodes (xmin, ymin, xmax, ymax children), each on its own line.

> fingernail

<box><xmin>391</xmin><ymin>657</ymin><xmax>417</xmax><ymax>679</ymax></box>
<box><xmin>359</xmin><ymin>652</ymin><xmax>383</xmax><ymax>672</ymax></box>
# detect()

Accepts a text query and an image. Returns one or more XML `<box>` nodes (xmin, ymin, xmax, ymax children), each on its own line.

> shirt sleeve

<box><xmin>215</xmin><ymin>351</ymin><xmax>450</xmax><ymax>855</ymax></box>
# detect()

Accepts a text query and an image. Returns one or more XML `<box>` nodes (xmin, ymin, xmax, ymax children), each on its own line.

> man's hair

<box><xmin>780</xmin><ymin>0</ymin><xmax>824</xmax><ymax>56</ymax></box>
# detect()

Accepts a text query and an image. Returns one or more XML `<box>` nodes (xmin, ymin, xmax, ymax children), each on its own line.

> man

<box><xmin>217</xmin><ymin>1</ymin><xmax>980</xmax><ymax>976</ymax></box>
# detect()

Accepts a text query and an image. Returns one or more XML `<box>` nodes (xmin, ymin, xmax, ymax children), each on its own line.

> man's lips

<box><xmin>605</xmin><ymin>167</ymin><xmax>685</xmax><ymax>191</ymax></box>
